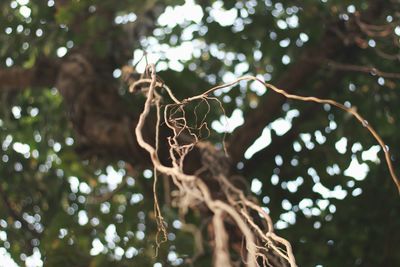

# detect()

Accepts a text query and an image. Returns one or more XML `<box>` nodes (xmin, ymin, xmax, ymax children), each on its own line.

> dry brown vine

<box><xmin>130</xmin><ymin>63</ymin><xmax>400</xmax><ymax>267</ymax></box>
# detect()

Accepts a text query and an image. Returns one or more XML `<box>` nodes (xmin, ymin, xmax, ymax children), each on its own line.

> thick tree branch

<box><xmin>227</xmin><ymin>0</ymin><xmax>387</xmax><ymax>163</ymax></box>
<box><xmin>55</xmin><ymin>53</ymin><xmax>150</xmax><ymax>165</ymax></box>
<box><xmin>242</xmin><ymin>72</ymin><xmax>344</xmax><ymax>175</ymax></box>
<box><xmin>0</xmin><ymin>58</ymin><xmax>59</xmax><ymax>91</ymax></box>
<box><xmin>242</xmin><ymin>110</ymin><xmax>312</xmax><ymax>176</ymax></box>
<box><xmin>227</xmin><ymin>35</ymin><xmax>342</xmax><ymax>163</ymax></box>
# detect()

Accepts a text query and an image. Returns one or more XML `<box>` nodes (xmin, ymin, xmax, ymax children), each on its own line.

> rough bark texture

<box><xmin>53</xmin><ymin>53</ymin><xmax>161</xmax><ymax>167</ymax></box>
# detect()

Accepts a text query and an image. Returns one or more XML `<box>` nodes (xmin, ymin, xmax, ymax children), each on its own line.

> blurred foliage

<box><xmin>1</xmin><ymin>0</ymin><xmax>400</xmax><ymax>266</ymax></box>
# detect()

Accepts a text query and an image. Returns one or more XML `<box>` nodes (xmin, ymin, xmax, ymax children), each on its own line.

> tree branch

<box><xmin>55</xmin><ymin>53</ymin><xmax>148</xmax><ymax>165</ymax></box>
<box><xmin>0</xmin><ymin>58</ymin><xmax>60</xmax><ymax>91</ymax></box>
<box><xmin>324</xmin><ymin>60</ymin><xmax>400</xmax><ymax>79</ymax></box>
<box><xmin>241</xmin><ymin>72</ymin><xmax>344</xmax><ymax>175</ymax></box>
<box><xmin>241</xmin><ymin>110</ymin><xmax>311</xmax><ymax>176</ymax></box>
<box><xmin>227</xmin><ymin>0</ymin><xmax>387</xmax><ymax>164</ymax></box>
<box><xmin>227</xmin><ymin>34</ymin><xmax>342</xmax><ymax>163</ymax></box>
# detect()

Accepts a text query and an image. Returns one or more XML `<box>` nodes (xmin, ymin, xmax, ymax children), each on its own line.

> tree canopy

<box><xmin>1</xmin><ymin>0</ymin><xmax>399</xmax><ymax>266</ymax></box>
